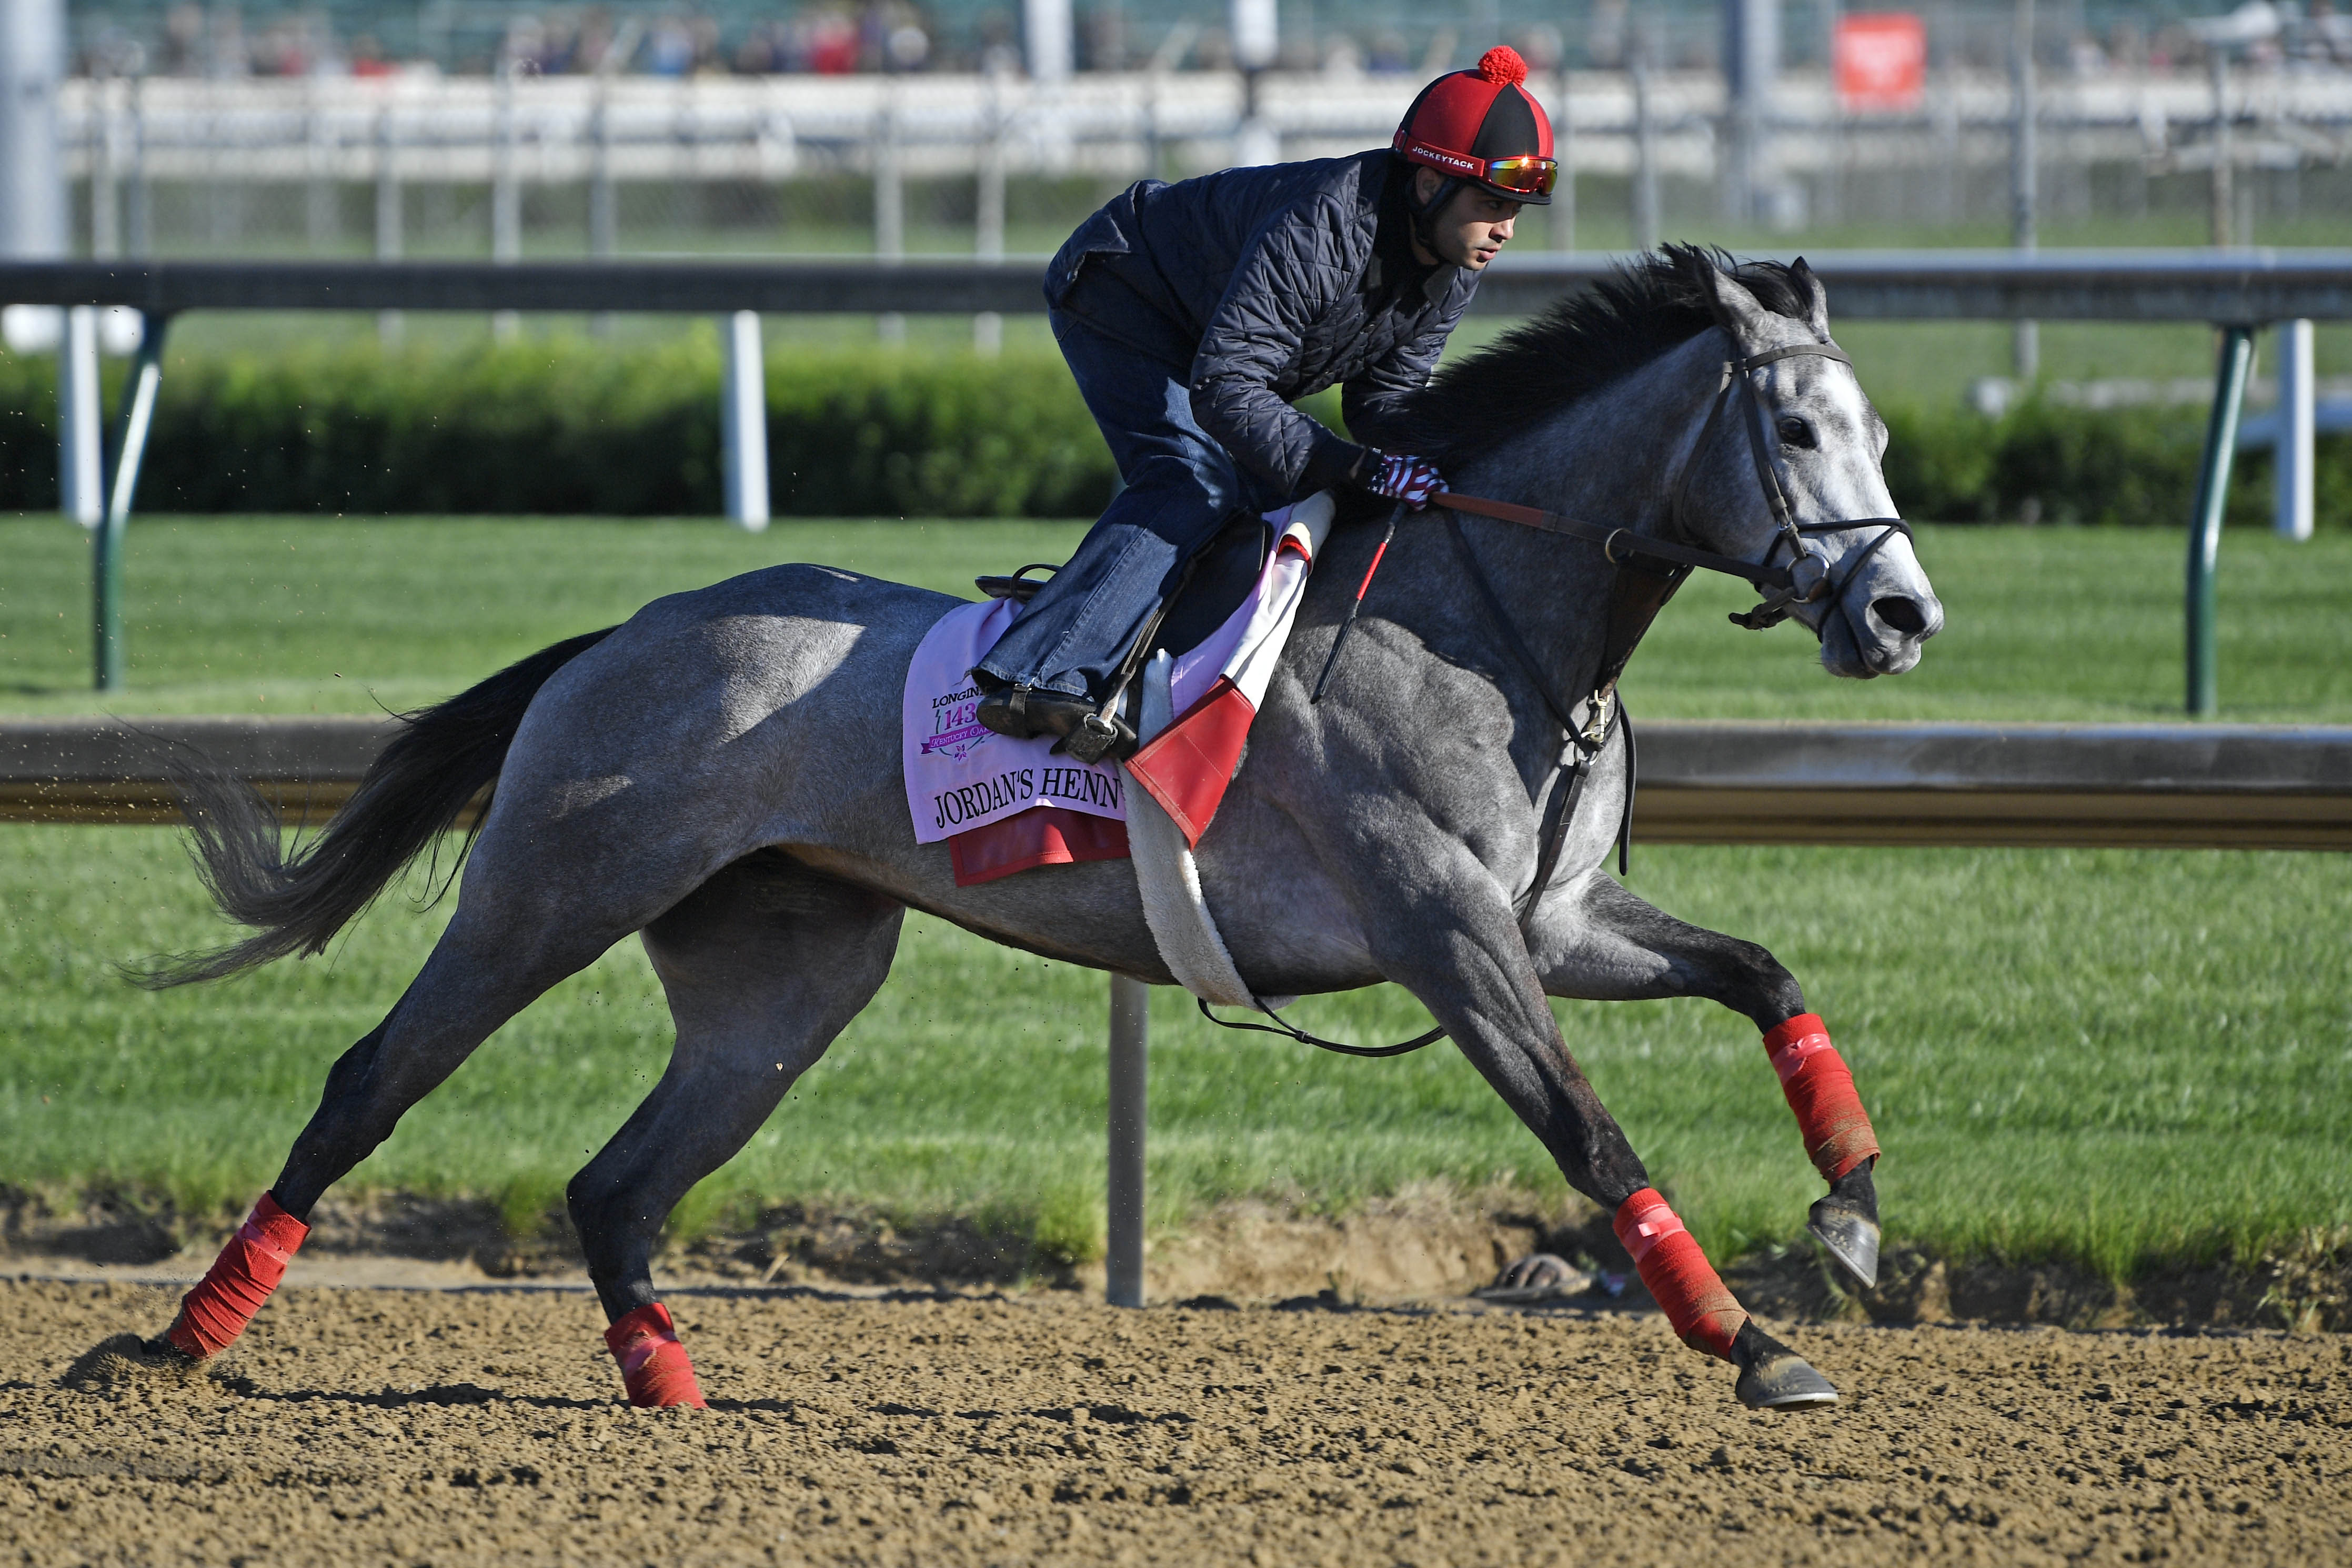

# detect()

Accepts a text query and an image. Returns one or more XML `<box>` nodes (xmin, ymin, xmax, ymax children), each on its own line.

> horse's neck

<box><xmin>1453</xmin><ymin>328</ymin><xmax>1723</xmax><ymax>540</ymax></box>
<box><xmin>1419</xmin><ymin>333</ymin><xmax>1723</xmax><ymax>703</ymax></box>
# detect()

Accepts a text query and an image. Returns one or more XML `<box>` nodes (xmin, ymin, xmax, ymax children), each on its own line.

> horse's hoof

<box><xmin>1735</xmin><ymin>1352</ymin><xmax>1840</xmax><ymax>1411</ymax></box>
<box><xmin>1807</xmin><ymin>1199</ymin><xmax>1880</xmax><ymax>1290</ymax></box>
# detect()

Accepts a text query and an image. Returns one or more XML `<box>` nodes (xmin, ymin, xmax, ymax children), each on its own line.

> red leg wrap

<box><xmin>1762</xmin><ymin>1012</ymin><xmax>1881</xmax><ymax>1182</ymax></box>
<box><xmin>165</xmin><ymin>1192</ymin><xmax>309</xmax><ymax>1359</ymax></box>
<box><xmin>1613</xmin><ymin>1189</ymin><xmax>1747</xmax><ymax>1360</ymax></box>
<box><xmin>605</xmin><ymin>1303</ymin><xmax>707</xmax><ymax>1409</ymax></box>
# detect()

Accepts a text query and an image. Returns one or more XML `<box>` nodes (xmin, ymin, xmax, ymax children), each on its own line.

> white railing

<box><xmin>55</xmin><ymin>66</ymin><xmax>2352</xmax><ymax>209</ymax></box>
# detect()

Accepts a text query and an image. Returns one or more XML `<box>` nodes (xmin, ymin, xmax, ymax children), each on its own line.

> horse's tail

<box><xmin>134</xmin><ymin>627</ymin><xmax>619</xmax><ymax>989</ymax></box>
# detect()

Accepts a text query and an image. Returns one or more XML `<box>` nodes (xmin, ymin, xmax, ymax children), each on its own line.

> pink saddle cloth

<box><xmin>901</xmin><ymin>500</ymin><xmax>1330</xmax><ymax>887</ymax></box>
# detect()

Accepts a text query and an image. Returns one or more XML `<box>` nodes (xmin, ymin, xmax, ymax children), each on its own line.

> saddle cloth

<box><xmin>902</xmin><ymin>493</ymin><xmax>1335</xmax><ymax>887</ymax></box>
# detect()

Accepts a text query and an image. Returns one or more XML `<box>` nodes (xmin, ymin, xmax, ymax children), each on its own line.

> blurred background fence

<box><xmin>34</xmin><ymin>52</ymin><xmax>2352</xmax><ymax>264</ymax></box>
<box><xmin>22</xmin><ymin>0</ymin><xmax>2352</xmax><ymax>267</ymax></box>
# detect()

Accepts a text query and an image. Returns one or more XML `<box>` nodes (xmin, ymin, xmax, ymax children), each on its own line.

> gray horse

<box><xmin>145</xmin><ymin>249</ymin><xmax>1941</xmax><ymax>1411</ymax></box>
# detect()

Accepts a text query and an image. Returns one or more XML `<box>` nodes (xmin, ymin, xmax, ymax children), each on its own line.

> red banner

<box><xmin>1834</xmin><ymin>13</ymin><xmax>1927</xmax><ymax>112</ymax></box>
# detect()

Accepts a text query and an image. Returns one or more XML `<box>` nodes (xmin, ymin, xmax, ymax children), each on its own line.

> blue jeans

<box><xmin>974</xmin><ymin>310</ymin><xmax>1269</xmax><ymax>701</ymax></box>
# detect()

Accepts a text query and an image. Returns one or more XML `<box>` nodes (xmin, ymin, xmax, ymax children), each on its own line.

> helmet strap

<box><xmin>1408</xmin><ymin>173</ymin><xmax>1461</xmax><ymax>255</ymax></box>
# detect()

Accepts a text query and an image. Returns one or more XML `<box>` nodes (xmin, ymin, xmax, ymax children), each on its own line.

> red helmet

<box><xmin>1393</xmin><ymin>46</ymin><xmax>1557</xmax><ymax>205</ymax></box>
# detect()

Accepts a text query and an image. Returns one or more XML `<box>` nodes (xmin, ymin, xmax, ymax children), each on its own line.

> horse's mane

<box><xmin>1390</xmin><ymin>243</ymin><xmax>1813</xmax><ymax>469</ymax></box>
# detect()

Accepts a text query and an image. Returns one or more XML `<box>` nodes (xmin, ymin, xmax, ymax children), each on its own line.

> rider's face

<box><xmin>1410</xmin><ymin>169</ymin><xmax>1521</xmax><ymax>270</ymax></box>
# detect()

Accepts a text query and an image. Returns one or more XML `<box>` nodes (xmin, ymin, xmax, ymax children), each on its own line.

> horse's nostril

<box><xmin>1871</xmin><ymin>596</ymin><xmax>1929</xmax><ymax>637</ymax></box>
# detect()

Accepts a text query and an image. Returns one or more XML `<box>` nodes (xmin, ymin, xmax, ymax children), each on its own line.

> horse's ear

<box><xmin>1694</xmin><ymin>254</ymin><xmax>1774</xmax><ymax>347</ymax></box>
<box><xmin>1789</xmin><ymin>256</ymin><xmax>1832</xmax><ymax>338</ymax></box>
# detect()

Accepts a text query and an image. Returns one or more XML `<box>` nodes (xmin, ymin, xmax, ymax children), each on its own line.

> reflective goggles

<box><xmin>1401</xmin><ymin>139</ymin><xmax>1561</xmax><ymax>199</ymax></box>
<box><xmin>1474</xmin><ymin>154</ymin><xmax>1560</xmax><ymax>197</ymax></box>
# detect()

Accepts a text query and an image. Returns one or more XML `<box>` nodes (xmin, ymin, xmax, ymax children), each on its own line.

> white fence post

<box><xmin>374</xmin><ymin>102</ymin><xmax>403</xmax><ymax>344</ymax></box>
<box><xmin>2276</xmin><ymin>318</ymin><xmax>2315</xmax><ymax>541</ymax></box>
<box><xmin>720</xmin><ymin>310</ymin><xmax>770</xmax><ymax>531</ymax></box>
<box><xmin>57</xmin><ymin>305</ymin><xmax>104</xmax><ymax>528</ymax></box>
<box><xmin>1023</xmin><ymin>0</ymin><xmax>1072</xmax><ymax>84</ymax></box>
<box><xmin>873</xmin><ymin>98</ymin><xmax>904</xmax><ymax>346</ymax></box>
<box><xmin>1105</xmin><ymin>974</ymin><xmax>1148</xmax><ymax>1308</ymax></box>
<box><xmin>1630</xmin><ymin>43</ymin><xmax>1660</xmax><ymax>254</ymax></box>
<box><xmin>491</xmin><ymin>57</ymin><xmax>521</xmax><ymax>340</ymax></box>
<box><xmin>973</xmin><ymin>75</ymin><xmax>1006</xmax><ymax>356</ymax></box>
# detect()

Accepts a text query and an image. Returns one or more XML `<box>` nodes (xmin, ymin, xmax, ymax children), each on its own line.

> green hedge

<box><xmin>0</xmin><ymin>340</ymin><xmax>2341</xmax><ymax>526</ymax></box>
<box><xmin>0</xmin><ymin>337</ymin><xmax>1117</xmax><ymax>519</ymax></box>
<box><xmin>1882</xmin><ymin>398</ymin><xmax>2349</xmax><ymax>529</ymax></box>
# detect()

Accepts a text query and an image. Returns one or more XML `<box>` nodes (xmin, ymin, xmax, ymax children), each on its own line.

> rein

<box><xmin>1439</xmin><ymin>490</ymin><xmax>1790</xmax><ymax>591</ymax></box>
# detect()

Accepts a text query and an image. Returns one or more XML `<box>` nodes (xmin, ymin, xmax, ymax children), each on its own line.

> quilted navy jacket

<box><xmin>1044</xmin><ymin>149</ymin><xmax>1480</xmax><ymax>500</ymax></box>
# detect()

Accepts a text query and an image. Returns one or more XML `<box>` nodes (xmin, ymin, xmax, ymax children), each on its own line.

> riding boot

<box><xmin>975</xmin><ymin>687</ymin><xmax>1138</xmax><ymax>762</ymax></box>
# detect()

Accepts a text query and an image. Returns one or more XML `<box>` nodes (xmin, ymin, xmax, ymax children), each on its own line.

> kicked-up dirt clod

<box><xmin>3</xmin><ymin>1278</ymin><xmax>2347</xmax><ymax>1566</ymax></box>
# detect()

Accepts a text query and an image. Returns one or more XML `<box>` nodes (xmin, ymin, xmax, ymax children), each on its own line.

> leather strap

<box><xmin>1440</xmin><ymin>490</ymin><xmax>1795</xmax><ymax>591</ymax></box>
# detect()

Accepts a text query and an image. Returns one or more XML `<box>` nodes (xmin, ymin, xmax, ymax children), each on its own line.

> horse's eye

<box><xmin>1777</xmin><ymin>417</ymin><xmax>1816</xmax><ymax>449</ymax></box>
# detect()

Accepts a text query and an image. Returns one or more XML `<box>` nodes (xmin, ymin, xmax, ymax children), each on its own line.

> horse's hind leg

<box><xmin>566</xmin><ymin>855</ymin><xmax>903</xmax><ymax>1408</ymax></box>
<box><xmin>154</xmin><ymin>868</ymin><xmax>654</xmax><ymax>1362</ymax></box>
<box><xmin>1526</xmin><ymin>873</ymin><xmax>1883</xmax><ymax>1291</ymax></box>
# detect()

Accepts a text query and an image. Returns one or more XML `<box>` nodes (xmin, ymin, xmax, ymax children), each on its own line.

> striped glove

<box><xmin>1360</xmin><ymin>449</ymin><xmax>1447</xmax><ymax>510</ymax></box>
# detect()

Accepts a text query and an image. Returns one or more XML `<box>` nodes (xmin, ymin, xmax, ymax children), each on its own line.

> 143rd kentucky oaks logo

<box><xmin>922</xmin><ymin>683</ymin><xmax>993</xmax><ymax>762</ymax></box>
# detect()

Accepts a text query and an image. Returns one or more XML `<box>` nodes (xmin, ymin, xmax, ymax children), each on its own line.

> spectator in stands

<box><xmin>645</xmin><ymin>16</ymin><xmax>697</xmax><ymax>75</ymax></box>
<box><xmin>349</xmin><ymin>36</ymin><xmax>395</xmax><ymax>78</ymax></box>
<box><xmin>803</xmin><ymin>9</ymin><xmax>860</xmax><ymax>74</ymax></box>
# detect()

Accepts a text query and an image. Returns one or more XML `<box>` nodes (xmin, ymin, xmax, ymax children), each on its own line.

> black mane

<box><xmin>1390</xmin><ymin>244</ymin><xmax>1814</xmax><ymax>469</ymax></box>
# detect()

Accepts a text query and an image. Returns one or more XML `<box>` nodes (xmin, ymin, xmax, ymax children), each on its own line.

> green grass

<box><xmin>3</xmin><ymin>828</ymin><xmax>2345</xmax><ymax>1281</ymax></box>
<box><xmin>4</xmin><ymin>515</ymin><xmax>2349</xmax><ymax>722</ymax></box>
<box><xmin>0</xmin><ymin>516</ymin><xmax>1084</xmax><ymax>717</ymax></box>
<box><xmin>3</xmin><ymin>513</ymin><xmax>2348</xmax><ymax>1281</ymax></box>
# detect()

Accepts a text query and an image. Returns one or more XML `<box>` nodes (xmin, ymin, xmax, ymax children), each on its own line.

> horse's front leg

<box><xmin>1353</xmin><ymin>851</ymin><xmax>1838</xmax><ymax>1411</ymax></box>
<box><xmin>1524</xmin><ymin>870</ymin><xmax>1882</xmax><ymax>1289</ymax></box>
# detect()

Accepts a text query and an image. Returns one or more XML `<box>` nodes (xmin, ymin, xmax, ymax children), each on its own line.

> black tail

<box><xmin>134</xmin><ymin>628</ymin><xmax>619</xmax><ymax>989</ymax></box>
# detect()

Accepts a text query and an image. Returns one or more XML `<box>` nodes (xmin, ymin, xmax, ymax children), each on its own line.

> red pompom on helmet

<box><xmin>1393</xmin><ymin>45</ymin><xmax>1557</xmax><ymax>205</ymax></box>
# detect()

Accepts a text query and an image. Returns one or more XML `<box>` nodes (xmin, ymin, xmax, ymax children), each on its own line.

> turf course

<box><xmin>3</xmin><ymin>514</ymin><xmax>2349</xmax><ymax>1280</ymax></box>
<box><xmin>4</xmin><ymin>515</ymin><xmax>2349</xmax><ymax>721</ymax></box>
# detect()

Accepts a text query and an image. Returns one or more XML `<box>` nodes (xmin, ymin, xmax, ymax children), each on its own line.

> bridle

<box><xmin>1445</xmin><ymin>331</ymin><xmax>1915</xmax><ymax>637</ymax></box>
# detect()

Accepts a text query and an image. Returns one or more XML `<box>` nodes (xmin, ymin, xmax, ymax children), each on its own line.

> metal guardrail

<box><xmin>10</xmin><ymin>716</ymin><xmax>2348</xmax><ymax>850</ymax></box>
<box><xmin>8</xmin><ymin>249</ymin><xmax>2352</xmax><ymax>322</ymax></box>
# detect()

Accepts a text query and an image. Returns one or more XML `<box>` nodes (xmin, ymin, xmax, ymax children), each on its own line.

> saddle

<box><xmin>974</xmin><ymin>510</ymin><xmax>1287</xmax><ymax>757</ymax></box>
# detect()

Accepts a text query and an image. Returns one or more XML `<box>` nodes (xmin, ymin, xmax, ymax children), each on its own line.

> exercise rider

<box><xmin>972</xmin><ymin>46</ymin><xmax>1557</xmax><ymax>762</ymax></box>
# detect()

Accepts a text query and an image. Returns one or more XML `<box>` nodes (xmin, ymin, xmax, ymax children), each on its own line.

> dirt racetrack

<box><xmin>5</xmin><ymin>1279</ymin><xmax>2347</xmax><ymax>1567</ymax></box>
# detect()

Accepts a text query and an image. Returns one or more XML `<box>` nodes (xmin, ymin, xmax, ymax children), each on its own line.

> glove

<box><xmin>1360</xmin><ymin>449</ymin><xmax>1446</xmax><ymax>510</ymax></box>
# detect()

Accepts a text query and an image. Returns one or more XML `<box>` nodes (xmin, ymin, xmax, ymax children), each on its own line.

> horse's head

<box><xmin>1676</xmin><ymin>254</ymin><xmax>1943</xmax><ymax>679</ymax></box>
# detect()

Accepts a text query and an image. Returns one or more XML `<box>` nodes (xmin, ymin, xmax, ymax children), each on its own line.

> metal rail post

<box><xmin>2186</xmin><ymin>324</ymin><xmax>2256</xmax><ymax>718</ymax></box>
<box><xmin>1105</xmin><ymin>973</ymin><xmax>1148</xmax><ymax>1308</ymax></box>
<box><xmin>2010</xmin><ymin>0</ymin><xmax>2039</xmax><ymax>379</ymax></box>
<box><xmin>93</xmin><ymin>313</ymin><xmax>170</xmax><ymax>692</ymax></box>
<box><xmin>1630</xmin><ymin>41</ymin><xmax>1660</xmax><ymax>254</ymax></box>
<box><xmin>1548</xmin><ymin>65</ymin><xmax>1575</xmax><ymax>254</ymax></box>
<box><xmin>973</xmin><ymin>74</ymin><xmax>1006</xmax><ymax>356</ymax></box>
<box><xmin>57</xmin><ymin>305</ymin><xmax>104</xmax><ymax>528</ymax></box>
<box><xmin>491</xmin><ymin>56</ymin><xmax>521</xmax><ymax>340</ymax></box>
<box><xmin>374</xmin><ymin>102</ymin><xmax>402</xmax><ymax>344</ymax></box>
<box><xmin>719</xmin><ymin>310</ymin><xmax>769</xmax><ymax>530</ymax></box>
<box><xmin>2276</xmin><ymin>318</ymin><xmax>2315</xmax><ymax>540</ymax></box>
<box><xmin>873</xmin><ymin>97</ymin><xmax>904</xmax><ymax>346</ymax></box>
